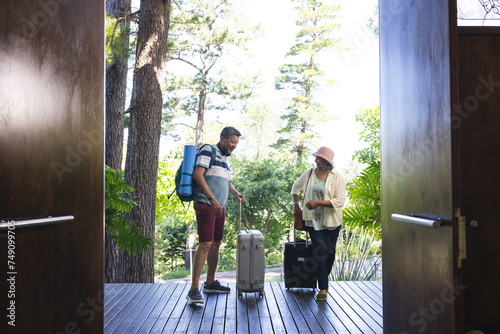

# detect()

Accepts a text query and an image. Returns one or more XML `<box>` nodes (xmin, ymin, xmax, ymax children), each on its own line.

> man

<box><xmin>186</xmin><ymin>126</ymin><xmax>246</xmax><ymax>304</ymax></box>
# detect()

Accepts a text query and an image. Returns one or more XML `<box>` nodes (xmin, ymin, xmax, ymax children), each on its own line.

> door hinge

<box><xmin>455</xmin><ymin>207</ymin><xmax>467</xmax><ymax>268</ymax></box>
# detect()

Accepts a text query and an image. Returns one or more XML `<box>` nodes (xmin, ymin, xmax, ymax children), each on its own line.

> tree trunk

<box><xmin>105</xmin><ymin>0</ymin><xmax>131</xmax><ymax>283</ymax></box>
<box><xmin>244</xmin><ymin>216</ymin><xmax>252</xmax><ymax>230</ymax></box>
<box><xmin>120</xmin><ymin>0</ymin><xmax>171</xmax><ymax>283</ymax></box>
<box><xmin>105</xmin><ymin>0</ymin><xmax>130</xmax><ymax>170</ymax></box>
<box><xmin>195</xmin><ymin>88</ymin><xmax>206</xmax><ymax>147</ymax></box>
<box><xmin>298</xmin><ymin>119</ymin><xmax>307</xmax><ymax>158</ymax></box>
<box><xmin>263</xmin><ymin>209</ymin><xmax>272</xmax><ymax>236</ymax></box>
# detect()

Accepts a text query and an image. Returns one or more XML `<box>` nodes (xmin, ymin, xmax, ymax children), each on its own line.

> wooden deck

<box><xmin>104</xmin><ymin>281</ymin><xmax>383</xmax><ymax>333</ymax></box>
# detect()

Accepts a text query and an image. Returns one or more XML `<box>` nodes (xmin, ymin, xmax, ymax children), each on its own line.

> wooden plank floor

<box><xmin>104</xmin><ymin>281</ymin><xmax>382</xmax><ymax>333</ymax></box>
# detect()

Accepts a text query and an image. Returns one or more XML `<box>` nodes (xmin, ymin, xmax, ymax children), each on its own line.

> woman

<box><xmin>291</xmin><ymin>146</ymin><xmax>347</xmax><ymax>301</ymax></box>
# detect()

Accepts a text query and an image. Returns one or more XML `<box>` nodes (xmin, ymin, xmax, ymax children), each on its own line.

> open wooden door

<box><xmin>0</xmin><ymin>0</ymin><xmax>104</xmax><ymax>333</ymax></box>
<box><xmin>455</xmin><ymin>26</ymin><xmax>500</xmax><ymax>333</ymax></box>
<box><xmin>380</xmin><ymin>0</ymin><xmax>461</xmax><ymax>332</ymax></box>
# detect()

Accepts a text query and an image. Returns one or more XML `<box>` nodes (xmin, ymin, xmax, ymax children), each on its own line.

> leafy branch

<box><xmin>343</xmin><ymin>160</ymin><xmax>381</xmax><ymax>237</ymax></box>
<box><xmin>105</xmin><ymin>165</ymin><xmax>153</xmax><ymax>256</ymax></box>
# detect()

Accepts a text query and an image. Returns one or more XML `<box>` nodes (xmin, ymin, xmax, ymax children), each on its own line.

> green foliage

<box><xmin>155</xmin><ymin>159</ymin><xmax>197</xmax><ymax>279</ymax></box>
<box><xmin>224</xmin><ymin>155</ymin><xmax>310</xmax><ymax>254</ymax></box>
<box><xmin>155</xmin><ymin>216</ymin><xmax>191</xmax><ymax>273</ymax></box>
<box><xmin>273</xmin><ymin>0</ymin><xmax>344</xmax><ymax>155</ymax></box>
<box><xmin>217</xmin><ymin>244</ymin><xmax>236</xmax><ymax>271</ymax></box>
<box><xmin>156</xmin><ymin>160</ymin><xmax>195</xmax><ymax>222</ymax></box>
<box><xmin>105</xmin><ymin>166</ymin><xmax>153</xmax><ymax>256</ymax></box>
<box><xmin>344</xmin><ymin>105</ymin><xmax>381</xmax><ymax>237</ymax></box>
<box><xmin>264</xmin><ymin>252</ymin><xmax>283</xmax><ymax>269</ymax></box>
<box><xmin>158</xmin><ymin>269</ymin><xmax>191</xmax><ymax>281</ymax></box>
<box><xmin>330</xmin><ymin>226</ymin><xmax>381</xmax><ymax>281</ymax></box>
<box><xmin>105</xmin><ymin>14</ymin><xmax>135</xmax><ymax>67</ymax></box>
<box><xmin>163</xmin><ymin>0</ymin><xmax>261</xmax><ymax>139</ymax></box>
<box><xmin>352</xmin><ymin>105</ymin><xmax>380</xmax><ymax>164</ymax></box>
<box><xmin>343</xmin><ymin>161</ymin><xmax>381</xmax><ymax>236</ymax></box>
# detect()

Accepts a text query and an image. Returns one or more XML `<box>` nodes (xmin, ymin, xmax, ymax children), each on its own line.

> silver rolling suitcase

<box><xmin>236</xmin><ymin>199</ymin><xmax>265</xmax><ymax>298</ymax></box>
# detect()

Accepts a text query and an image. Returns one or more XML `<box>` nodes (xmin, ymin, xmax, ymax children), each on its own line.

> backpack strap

<box><xmin>198</xmin><ymin>143</ymin><xmax>217</xmax><ymax>173</ymax></box>
<box><xmin>207</xmin><ymin>145</ymin><xmax>217</xmax><ymax>170</ymax></box>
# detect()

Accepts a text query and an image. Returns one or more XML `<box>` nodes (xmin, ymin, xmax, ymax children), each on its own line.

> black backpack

<box><xmin>169</xmin><ymin>144</ymin><xmax>216</xmax><ymax>202</ymax></box>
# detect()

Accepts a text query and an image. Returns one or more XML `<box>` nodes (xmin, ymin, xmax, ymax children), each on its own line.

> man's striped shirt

<box><xmin>194</xmin><ymin>144</ymin><xmax>231</xmax><ymax>207</ymax></box>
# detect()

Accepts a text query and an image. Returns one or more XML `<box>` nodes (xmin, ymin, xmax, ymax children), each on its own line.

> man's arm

<box><xmin>192</xmin><ymin>166</ymin><xmax>223</xmax><ymax>216</ymax></box>
<box><xmin>229</xmin><ymin>182</ymin><xmax>246</xmax><ymax>202</ymax></box>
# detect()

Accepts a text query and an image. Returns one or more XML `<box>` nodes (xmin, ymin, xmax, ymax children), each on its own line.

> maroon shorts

<box><xmin>194</xmin><ymin>202</ymin><xmax>226</xmax><ymax>243</ymax></box>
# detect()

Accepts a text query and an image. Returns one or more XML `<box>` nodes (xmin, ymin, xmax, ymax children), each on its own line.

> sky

<box><xmin>130</xmin><ymin>0</ymin><xmax>380</xmax><ymax>171</ymax></box>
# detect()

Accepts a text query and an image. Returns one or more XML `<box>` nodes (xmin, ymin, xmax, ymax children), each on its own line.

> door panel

<box><xmin>0</xmin><ymin>1</ymin><xmax>104</xmax><ymax>333</ymax></box>
<box><xmin>380</xmin><ymin>0</ymin><xmax>457</xmax><ymax>332</ymax></box>
<box><xmin>456</xmin><ymin>27</ymin><xmax>500</xmax><ymax>331</ymax></box>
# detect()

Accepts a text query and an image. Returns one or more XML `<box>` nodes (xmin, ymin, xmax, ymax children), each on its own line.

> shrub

<box><xmin>105</xmin><ymin>165</ymin><xmax>152</xmax><ymax>255</ymax></box>
<box><xmin>330</xmin><ymin>226</ymin><xmax>381</xmax><ymax>281</ymax></box>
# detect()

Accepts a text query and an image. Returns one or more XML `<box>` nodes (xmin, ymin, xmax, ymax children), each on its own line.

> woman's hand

<box><xmin>305</xmin><ymin>200</ymin><xmax>318</xmax><ymax>210</ymax></box>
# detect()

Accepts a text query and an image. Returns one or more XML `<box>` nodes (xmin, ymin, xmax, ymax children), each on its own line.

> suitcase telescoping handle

<box><xmin>239</xmin><ymin>197</ymin><xmax>242</xmax><ymax>232</ymax></box>
<box><xmin>293</xmin><ymin>224</ymin><xmax>309</xmax><ymax>247</ymax></box>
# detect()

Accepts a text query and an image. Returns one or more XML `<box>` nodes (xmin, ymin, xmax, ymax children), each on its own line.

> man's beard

<box><xmin>217</xmin><ymin>143</ymin><xmax>231</xmax><ymax>156</ymax></box>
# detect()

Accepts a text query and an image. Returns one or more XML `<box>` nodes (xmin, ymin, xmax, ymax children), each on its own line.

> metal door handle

<box><xmin>0</xmin><ymin>215</ymin><xmax>74</xmax><ymax>230</ymax></box>
<box><xmin>391</xmin><ymin>213</ymin><xmax>442</xmax><ymax>229</ymax></box>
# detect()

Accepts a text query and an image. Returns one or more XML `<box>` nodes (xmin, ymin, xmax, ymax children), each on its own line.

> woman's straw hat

<box><xmin>312</xmin><ymin>147</ymin><xmax>334</xmax><ymax>166</ymax></box>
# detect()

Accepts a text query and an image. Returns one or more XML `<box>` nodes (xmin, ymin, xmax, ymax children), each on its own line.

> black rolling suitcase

<box><xmin>284</xmin><ymin>231</ymin><xmax>317</xmax><ymax>290</ymax></box>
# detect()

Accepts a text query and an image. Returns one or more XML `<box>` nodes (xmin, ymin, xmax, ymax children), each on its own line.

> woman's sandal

<box><xmin>316</xmin><ymin>292</ymin><xmax>327</xmax><ymax>301</ymax></box>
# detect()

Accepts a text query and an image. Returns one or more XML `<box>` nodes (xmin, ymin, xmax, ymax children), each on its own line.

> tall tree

<box><xmin>105</xmin><ymin>0</ymin><xmax>132</xmax><ymax>171</ymax></box>
<box><xmin>120</xmin><ymin>0</ymin><xmax>172</xmax><ymax>283</ymax></box>
<box><xmin>105</xmin><ymin>0</ymin><xmax>132</xmax><ymax>283</ymax></box>
<box><xmin>165</xmin><ymin>0</ymin><xmax>259</xmax><ymax>147</ymax></box>
<box><xmin>236</xmin><ymin>102</ymin><xmax>284</xmax><ymax>158</ymax></box>
<box><xmin>274</xmin><ymin>0</ymin><xmax>343</xmax><ymax>158</ymax></box>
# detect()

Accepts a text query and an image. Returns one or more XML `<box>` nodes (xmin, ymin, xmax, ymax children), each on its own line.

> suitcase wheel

<box><xmin>259</xmin><ymin>291</ymin><xmax>264</xmax><ymax>299</ymax></box>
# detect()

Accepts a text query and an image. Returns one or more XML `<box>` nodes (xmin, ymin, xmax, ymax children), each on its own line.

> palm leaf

<box><xmin>344</xmin><ymin>160</ymin><xmax>381</xmax><ymax>236</ymax></box>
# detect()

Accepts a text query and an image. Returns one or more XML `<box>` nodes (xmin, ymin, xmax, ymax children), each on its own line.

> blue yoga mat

<box><xmin>179</xmin><ymin>145</ymin><xmax>197</xmax><ymax>197</ymax></box>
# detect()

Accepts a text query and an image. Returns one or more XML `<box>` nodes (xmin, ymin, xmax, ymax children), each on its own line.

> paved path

<box><xmin>156</xmin><ymin>266</ymin><xmax>283</xmax><ymax>284</ymax></box>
